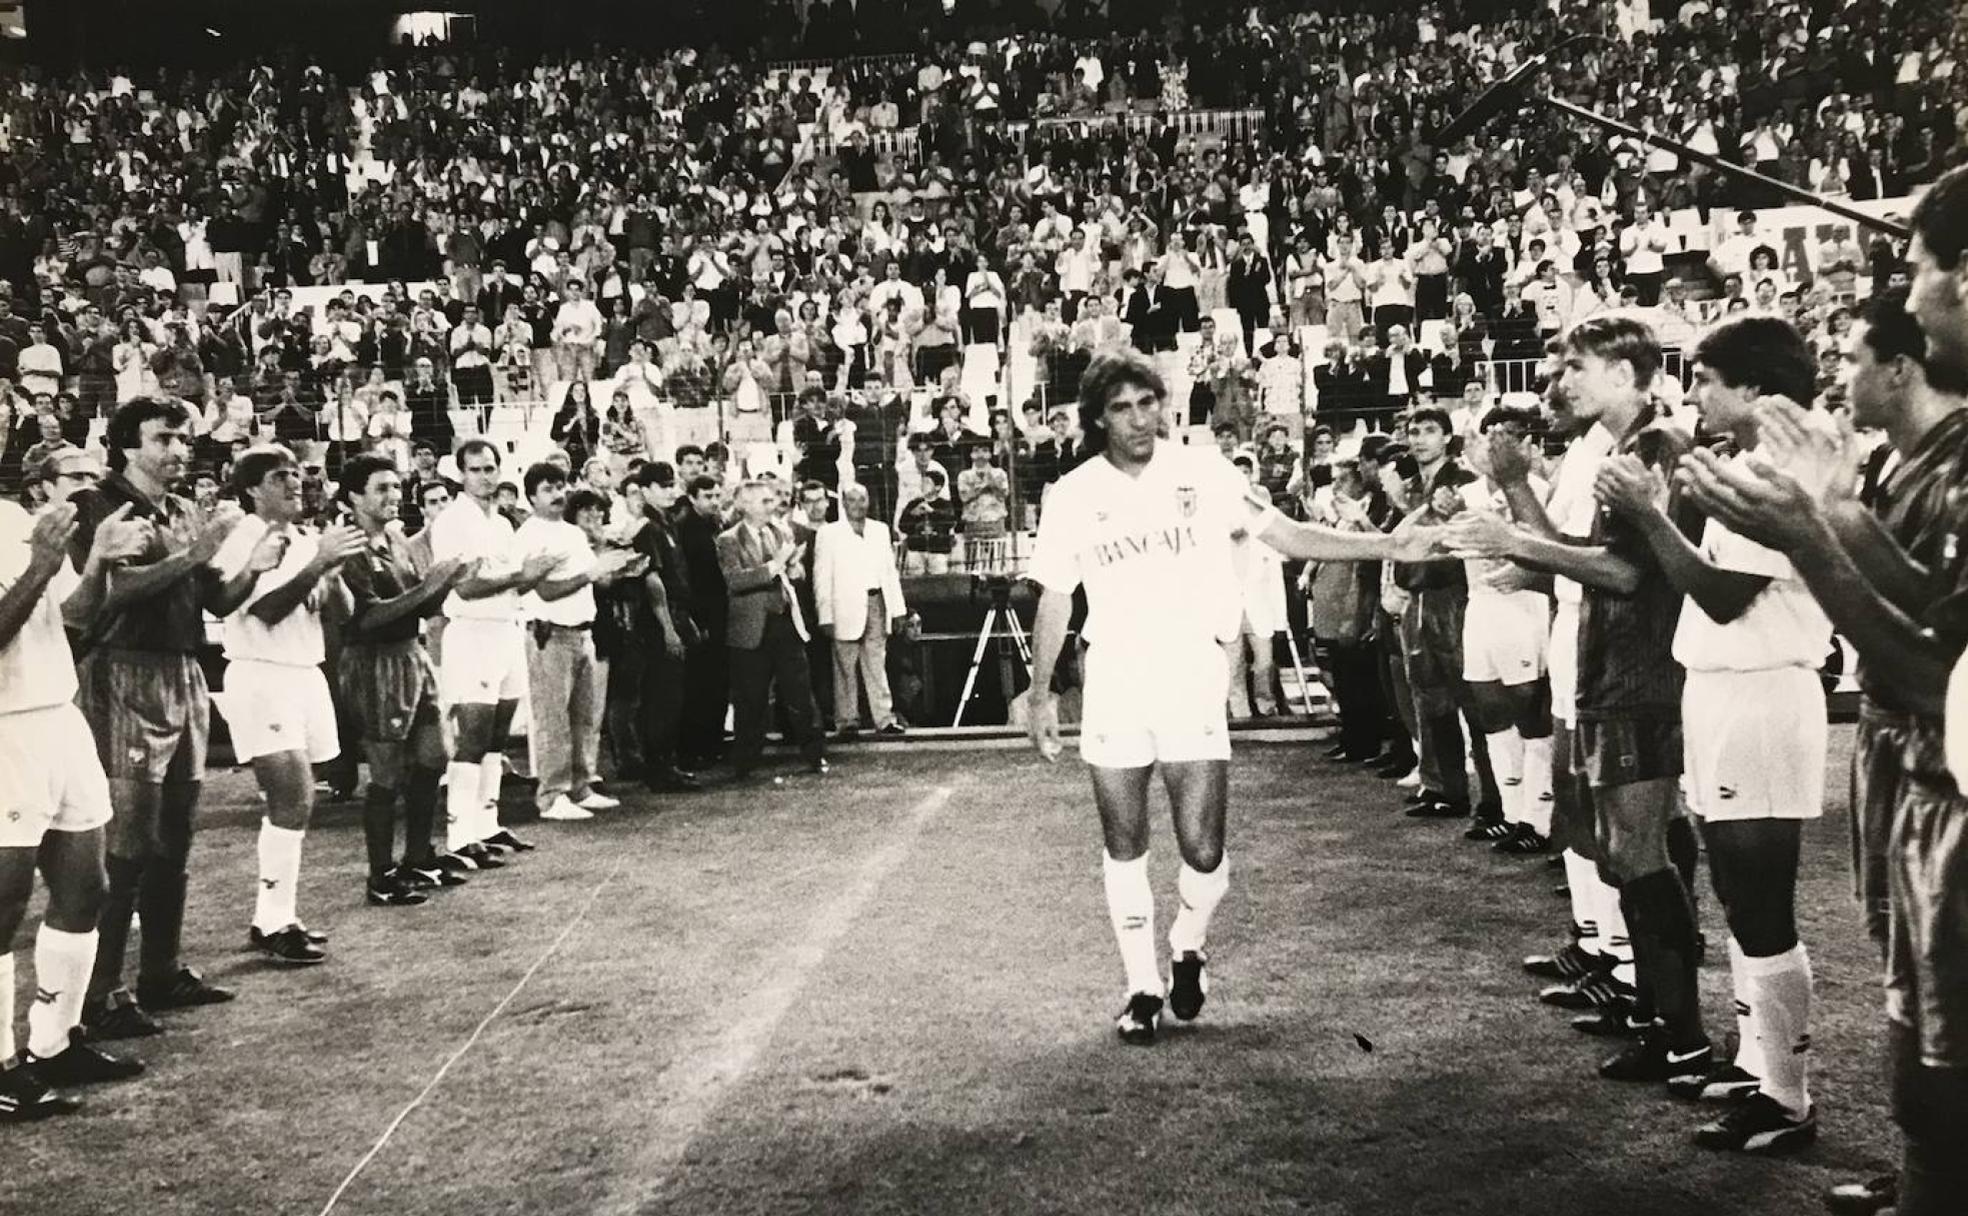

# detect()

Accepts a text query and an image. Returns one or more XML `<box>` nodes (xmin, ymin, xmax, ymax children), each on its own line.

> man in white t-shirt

<box><xmin>552</xmin><ymin>282</ymin><xmax>604</xmax><ymax>385</ymax></box>
<box><xmin>0</xmin><ymin>499</ymin><xmax>151</xmax><ymax>1119</ymax></box>
<box><xmin>211</xmin><ymin>447</ymin><xmax>366</xmax><ymax>967</ymax></box>
<box><xmin>1596</xmin><ymin>316</ymin><xmax>1829</xmax><ymax>1154</ymax></box>
<box><xmin>515</xmin><ymin>466</ymin><xmax>640</xmax><ymax>822</ymax></box>
<box><xmin>1026</xmin><ymin>350</ymin><xmax>1439</xmax><ymax>1045</ymax></box>
<box><xmin>428</xmin><ymin>439</ymin><xmax>559</xmax><ymax>867</ymax></box>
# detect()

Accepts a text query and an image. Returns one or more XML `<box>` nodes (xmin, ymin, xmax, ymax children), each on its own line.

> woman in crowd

<box><xmin>550</xmin><ymin>379</ymin><xmax>603</xmax><ymax>468</ymax></box>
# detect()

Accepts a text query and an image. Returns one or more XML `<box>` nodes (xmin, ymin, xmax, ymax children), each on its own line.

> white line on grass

<box><xmin>315</xmin><ymin>841</ymin><xmax>639</xmax><ymax>1216</ymax></box>
<box><xmin>601</xmin><ymin>784</ymin><xmax>954</xmax><ymax>1216</ymax></box>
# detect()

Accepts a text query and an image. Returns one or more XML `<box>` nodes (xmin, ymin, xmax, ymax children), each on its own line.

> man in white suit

<box><xmin>814</xmin><ymin>482</ymin><xmax>909</xmax><ymax>737</ymax></box>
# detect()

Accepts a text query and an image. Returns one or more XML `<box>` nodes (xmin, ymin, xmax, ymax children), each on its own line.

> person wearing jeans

<box><xmin>515</xmin><ymin>467</ymin><xmax>639</xmax><ymax>822</ymax></box>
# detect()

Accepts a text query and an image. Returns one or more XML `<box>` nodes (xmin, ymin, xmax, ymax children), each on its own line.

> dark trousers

<box><xmin>728</xmin><ymin>613</ymin><xmax>826</xmax><ymax>773</ymax></box>
<box><xmin>634</xmin><ymin>642</ymin><xmax>686</xmax><ymax>774</ymax></box>
<box><xmin>1321</xmin><ymin>638</ymin><xmax>1390</xmax><ymax>759</ymax></box>
<box><xmin>454</xmin><ymin>364</ymin><xmax>495</xmax><ymax>406</ymax></box>
<box><xmin>1376</xmin><ymin>608</ymin><xmax>1418</xmax><ymax>763</ymax></box>
<box><xmin>1236</xmin><ymin>306</ymin><xmax>1267</xmax><ymax>354</ymax></box>
<box><xmin>1373</xmin><ymin>304</ymin><xmax>1415</xmax><ymax>341</ymax></box>
<box><xmin>1403</xmin><ymin>589</ymin><xmax>1500</xmax><ymax>812</ymax></box>
<box><xmin>601</xmin><ymin>653</ymin><xmax>646</xmax><ymax>778</ymax></box>
<box><xmin>806</xmin><ymin>634</ymin><xmax>835</xmax><ymax>729</ymax></box>
<box><xmin>680</xmin><ymin>635</ymin><xmax>728</xmax><ymax>766</ymax></box>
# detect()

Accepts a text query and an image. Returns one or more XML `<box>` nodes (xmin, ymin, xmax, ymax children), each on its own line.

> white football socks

<box><xmin>477</xmin><ymin>753</ymin><xmax>507</xmax><ymax>840</ymax></box>
<box><xmin>1593</xmin><ymin>871</ymin><xmax>1637</xmax><ymax>986</ymax></box>
<box><xmin>1728</xmin><ymin>937</ymin><xmax>1767</xmax><ymax>1080</ymax></box>
<box><xmin>1485</xmin><ymin>728</ymin><xmax>1526</xmax><ymax>823</ymax></box>
<box><xmin>1520</xmin><ymin>734</ymin><xmax>1554</xmax><ymax>836</ymax></box>
<box><xmin>253</xmin><ymin>822</ymin><xmax>305</xmax><ymax>933</ymax></box>
<box><xmin>25</xmin><ymin>927</ymin><xmax>96</xmax><ymax>1060</ymax></box>
<box><xmin>1102</xmin><ymin>852</ymin><xmax>1161</xmax><ymax>998</ymax></box>
<box><xmin>1168</xmin><ymin>855</ymin><xmax>1230</xmax><ymax>956</ymax></box>
<box><xmin>445</xmin><ymin>761</ymin><xmax>482</xmax><ymax>851</ymax></box>
<box><xmin>1744</xmin><ymin>944</ymin><xmax>1814</xmax><ymax>1117</ymax></box>
<box><xmin>1563</xmin><ymin>850</ymin><xmax>1601</xmax><ymax>952</ymax></box>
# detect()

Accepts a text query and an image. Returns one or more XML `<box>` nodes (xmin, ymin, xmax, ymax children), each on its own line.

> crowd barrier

<box><xmin>804</xmin><ymin>105</ymin><xmax>1267</xmax><ymax>164</ymax></box>
<box><xmin>766</xmin><ymin>52</ymin><xmax>915</xmax><ymax>77</ymax></box>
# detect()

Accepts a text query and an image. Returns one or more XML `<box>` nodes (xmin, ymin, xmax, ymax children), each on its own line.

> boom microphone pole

<box><xmin>1434</xmin><ymin>34</ymin><xmax>1911</xmax><ymax>241</ymax></box>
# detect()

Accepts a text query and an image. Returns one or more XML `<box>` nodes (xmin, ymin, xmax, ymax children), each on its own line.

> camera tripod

<box><xmin>952</xmin><ymin>576</ymin><xmax>1033</xmax><ymax>728</ymax></box>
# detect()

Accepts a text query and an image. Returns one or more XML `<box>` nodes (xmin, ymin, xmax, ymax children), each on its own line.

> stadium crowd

<box><xmin>3</xmin><ymin>0</ymin><xmax>1968</xmax><ymax>1212</ymax></box>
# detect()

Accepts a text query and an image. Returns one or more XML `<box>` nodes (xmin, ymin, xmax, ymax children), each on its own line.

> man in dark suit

<box><xmin>674</xmin><ymin>473</ymin><xmax>730</xmax><ymax>770</ymax></box>
<box><xmin>1312</xmin><ymin>339</ymin><xmax>1365</xmax><ymax>426</ymax></box>
<box><xmin>477</xmin><ymin>264</ymin><xmax>520</xmax><ymax>324</ymax></box>
<box><xmin>1123</xmin><ymin>263</ymin><xmax>1178</xmax><ymax>353</ymax></box>
<box><xmin>1029</xmin><ymin>408</ymin><xmax>1083</xmax><ymax>490</ymax></box>
<box><xmin>1226</xmin><ymin>232</ymin><xmax>1275</xmax><ymax>355</ymax></box>
<box><xmin>1356</xmin><ymin>324</ymin><xmax>1429</xmax><ymax>426</ymax></box>
<box><xmin>1455</xmin><ymin>229</ymin><xmax>1508</xmax><ymax>319</ymax></box>
<box><xmin>717</xmin><ymin>480</ymin><xmax>829</xmax><ymax>779</ymax></box>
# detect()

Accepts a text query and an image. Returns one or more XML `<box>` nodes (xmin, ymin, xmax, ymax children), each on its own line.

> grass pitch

<box><xmin>2</xmin><ymin>732</ymin><xmax>1890</xmax><ymax>1215</ymax></box>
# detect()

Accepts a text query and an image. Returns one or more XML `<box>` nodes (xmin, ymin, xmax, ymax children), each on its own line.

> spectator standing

<box><xmin>717</xmin><ymin>480</ymin><xmax>829</xmax><ymax>780</ymax></box>
<box><xmin>449</xmin><ymin>304</ymin><xmax>496</xmax><ymax>430</ymax></box>
<box><xmin>552</xmin><ymin>282</ymin><xmax>604</xmax><ymax>386</ymax></box>
<box><xmin>1227</xmin><ymin>233</ymin><xmax>1275</xmax><ymax>355</ymax></box>
<box><xmin>815</xmin><ymin>482</ymin><xmax>908</xmax><ymax>738</ymax></box>
<box><xmin>515</xmin><ymin>467</ymin><xmax>638</xmax><ymax>823</ymax></box>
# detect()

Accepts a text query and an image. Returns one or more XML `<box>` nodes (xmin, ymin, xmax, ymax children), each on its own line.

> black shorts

<box><xmin>338</xmin><ymin>639</ymin><xmax>440</xmax><ymax>745</ymax></box>
<box><xmin>1572</xmin><ymin>717</ymin><xmax>1682</xmax><ymax>789</ymax></box>
<box><xmin>77</xmin><ymin>649</ymin><xmax>209</xmax><ymax>784</ymax></box>
<box><xmin>1549</xmin><ymin>720</ymin><xmax>1601</xmax><ymax>859</ymax></box>
<box><xmin>1886</xmin><ymin>769</ymin><xmax>1968</xmax><ymax>1067</ymax></box>
<box><xmin>1852</xmin><ymin>698</ymin><xmax>1912</xmax><ymax>945</ymax></box>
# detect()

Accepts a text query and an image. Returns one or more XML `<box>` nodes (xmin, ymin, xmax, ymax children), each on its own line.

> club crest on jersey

<box><xmin>1175</xmin><ymin>485</ymin><xmax>1198</xmax><ymax>518</ymax></box>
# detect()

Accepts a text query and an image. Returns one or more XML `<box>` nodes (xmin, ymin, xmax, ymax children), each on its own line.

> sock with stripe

<box><xmin>1620</xmin><ymin>867</ymin><xmax>1704</xmax><ymax>1050</ymax></box>
<box><xmin>1168</xmin><ymin>855</ymin><xmax>1230</xmax><ymax>956</ymax></box>
<box><xmin>1728</xmin><ymin>936</ymin><xmax>1767</xmax><ymax>1079</ymax></box>
<box><xmin>1594</xmin><ymin>869</ymin><xmax>1637</xmax><ymax>987</ymax></box>
<box><xmin>1744</xmin><ymin>944</ymin><xmax>1813</xmax><ymax>1116</ymax></box>
<box><xmin>1102</xmin><ymin>852</ymin><xmax>1161</xmax><ymax>998</ymax></box>
<box><xmin>1</xmin><ymin>954</ymin><xmax>14</xmax><ymax>1061</ymax></box>
<box><xmin>1520</xmin><ymin>734</ymin><xmax>1554</xmax><ymax>835</ymax></box>
<box><xmin>26</xmin><ymin>927</ymin><xmax>96</xmax><ymax>1059</ymax></box>
<box><xmin>477</xmin><ymin>753</ymin><xmax>507</xmax><ymax>841</ymax></box>
<box><xmin>1562</xmin><ymin>850</ymin><xmax>1601</xmax><ymax>953</ymax></box>
<box><xmin>1484</xmin><ymin>728</ymin><xmax>1525</xmax><ymax>823</ymax></box>
<box><xmin>444</xmin><ymin>761</ymin><xmax>482</xmax><ymax>852</ymax></box>
<box><xmin>253</xmin><ymin>822</ymin><xmax>306</xmax><ymax>933</ymax></box>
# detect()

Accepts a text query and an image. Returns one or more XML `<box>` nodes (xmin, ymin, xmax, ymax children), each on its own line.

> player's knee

<box><xmin>1180</xmin><ymin>838</ymin><xmax>1224</xmax><ymax>874</ymax></box>
<box><xmin>43</xmin><ymin>866</ymin><xmax>107</xmax><ymax>931</ymax></box>
<box><xmin>1723</xmin><ymin>892</ymin><xmax>1797</xmax><ymax>956</ymax></box>
<box><xmin>366</xmin><ymin>746</ymin><xmax>406</xmax><ymax>791</ymax></box>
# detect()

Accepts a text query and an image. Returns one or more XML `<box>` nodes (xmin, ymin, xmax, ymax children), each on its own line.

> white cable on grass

<box><xmin>316</xmin><ymin>847</ymin><xmax>632</xmax><ymax>1216</ymax></box>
